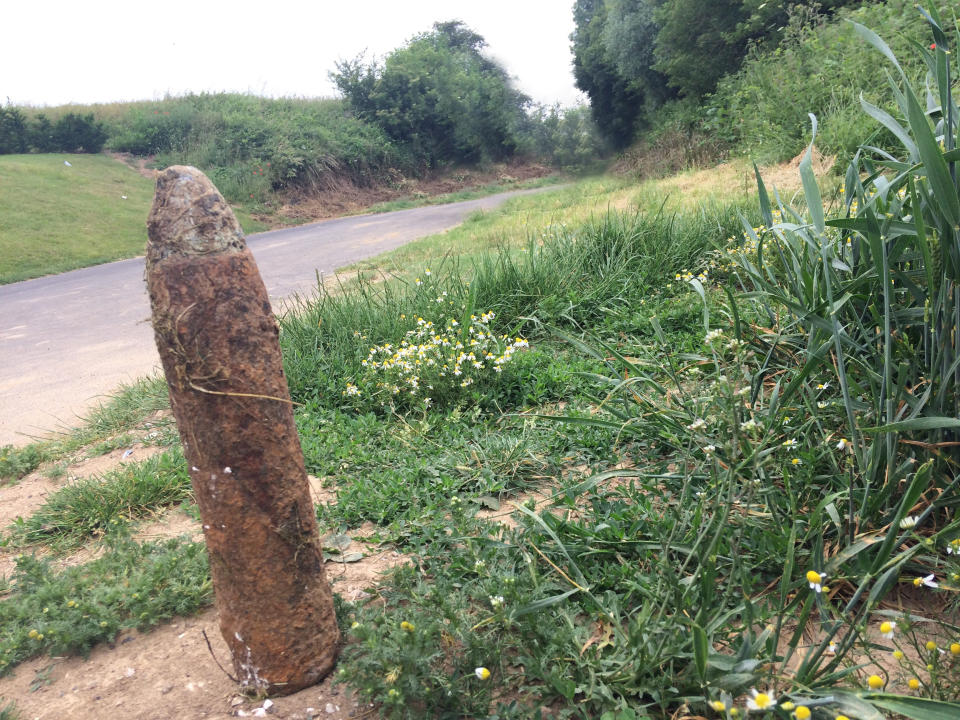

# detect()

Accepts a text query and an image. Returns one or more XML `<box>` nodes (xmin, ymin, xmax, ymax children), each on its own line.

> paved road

<box><xmin>0</xmin><ymin>188</ymin><xmax>549</xmax><ymax>446</ymax></box>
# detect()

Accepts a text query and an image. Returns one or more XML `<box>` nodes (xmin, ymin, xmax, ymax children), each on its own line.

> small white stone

<box><xmin>325</xmin><ymin>703</ymin><xmax>336</xmax><ymax>714</ymax></box>
<box><xmin>224</xmin><ymin>466</ymin><xmax>232</xmax><ymax>474</ymax></box>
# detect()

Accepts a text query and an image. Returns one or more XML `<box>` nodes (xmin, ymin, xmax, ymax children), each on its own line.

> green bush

<box><xmin>51</xmin><ymin>113</ymin><xmax>107</xmax><ymax>153</ymax></box>
<box><xmin>707</xmin><ymin>0</ymin><xmax>935</xmax><ymax>163</ymax></box>
<box><xmin>0</xmin><ymin>107</ymin><xmax>28</xmax><ymax>154</ymax></box>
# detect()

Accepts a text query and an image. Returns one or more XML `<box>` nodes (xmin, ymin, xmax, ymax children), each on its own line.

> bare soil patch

<box><xmin>272</xmin><ymin>161</ymin><xmax>555</xmax><ymax>225</ymax></box>
<box><xmin>0</xmin><ymin>608</ymin><xmax>366</xmax><ymax>720</ymax></box>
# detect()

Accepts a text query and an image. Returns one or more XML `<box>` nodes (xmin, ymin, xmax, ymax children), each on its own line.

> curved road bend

<box><xmin>0</xmin><ymin>187</ymin><xmax>552</xmax><ymax>446</ymax></box>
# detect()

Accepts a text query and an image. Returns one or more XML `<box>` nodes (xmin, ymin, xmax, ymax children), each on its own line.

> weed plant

<box><xmin>0</xmin><ymin>533</ymin><xmax>210</xmax><ymax>676</ymax></box>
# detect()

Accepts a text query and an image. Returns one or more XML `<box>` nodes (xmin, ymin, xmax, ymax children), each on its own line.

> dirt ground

<box><xmin>0</xmin><ymin>447</ymin><xmax>407</xmax><ymax>719</ymax></box>
<box><xmin>108</xmin><ymin>152</ymin><xmax>556</xmax><ymax>227</ymax></box>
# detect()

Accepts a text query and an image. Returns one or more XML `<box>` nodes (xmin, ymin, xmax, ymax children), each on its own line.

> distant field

<box><xmin>0</xmin><ymin>154</ymin><xmax>268</xmax><ymax>284</ymax></box>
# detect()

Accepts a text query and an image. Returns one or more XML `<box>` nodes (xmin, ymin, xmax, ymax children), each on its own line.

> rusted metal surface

<box><xmin>145</xmin><ymin>166</ymin><xmax>339</xmax><ymax>695</ymax></box>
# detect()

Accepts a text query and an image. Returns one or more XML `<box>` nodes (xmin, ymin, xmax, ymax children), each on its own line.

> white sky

<box><xmin>3</xmin><ymin>1</ymin><xmax>584</xmax><ymax>108</ymax></box>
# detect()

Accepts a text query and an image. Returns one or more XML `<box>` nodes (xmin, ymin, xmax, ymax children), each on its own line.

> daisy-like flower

<box><xmin>794</xmin><ymin>707</ymin><xmax>811</xmax><ymax>720</ymax></box>
<box><xmin>825</xmin><ymin>642</ymin><xmax>837</xmax><ymax>655</ymax></box>
<box><xmin>836</xmin><ymin>438</ymin><xmax>849</xmax><ymax>451</ymax></box>
<box><xmin>782</xmin><ymin>438</ymin><xmax>798</xmax><ymax>449</ymax></box>
<box><xmin>867</xmin><ymin>674</ymin><xmax>884</xmax><ymax>690</ymax></box>
<box><xmin>704</xmin><ymin>445</ymin><xmax>717</xmax><ymax>455</ymax></box>
<box><xmin>880</xmin><ymin>621</ymin><xmax>896</xmax><ymax>639</ymax></box>
<box><xmin>790</xmin><ymin>458</ymin><xmax>803</xmax><ymax>466</ymax></box>
<box><xmin>946</xmin><ymin>538</ymin><xmax>960</xmax><ymax>554</ymax></box>
<box><xmin>687</xmin><ymin>418</ymin><xmax>707</xmax><ymax>431</ymax></box>
<box><xmin>899</xmin><ymin>516</ymin><xmax>918</xmax><ymax>530</ymax></box>
<box><xmin>746</xmin><ymin>688</ymin><xmax>777</xmax><ymax>711</ymax></box>
<box><xmin>908</xmin><ymin>678</ymin><xmax>921</xmax><ymax>690</ymax></box>
<box><xmin>400</xmin><ymin>621</ymin><xmax>415</xmax><ymax>632</ymax></box>
<box><xmin>474</xmin><ymin>667</ymin><xmax>490</xmax><ymax>680</ymax></box>
<box><xmin>913</xmin><ymin>574</ymin><xmax>938</xmax><ymax>588</ymax></box>
<box><xmin>806</xmin><ymin>570</ymin><xmax>824</xmax><ymax>593</ymax></box>
<box><xmin>709</xmin><ymin>700</ymin><xmax>728</xmax><ymax>712</ymax></box>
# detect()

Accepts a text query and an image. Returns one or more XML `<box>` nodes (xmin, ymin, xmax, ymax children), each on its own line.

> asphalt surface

<box><xmin>0</xmin><ymin>187</ymin><xmax>549</xmax><ymax>446</ymax></box>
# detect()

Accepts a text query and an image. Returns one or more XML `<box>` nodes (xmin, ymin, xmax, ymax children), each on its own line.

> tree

<box><xmin>52</xmin><ymin>113</ymin><xmax>107</xmax><ymax>153</ymax></box>
<box><xmin>0</xmin><ymin>106</ymin><xmax>28</xmax><ymax>154</ymax></box>
<box><xmin>332</xmin><ymin>22</ymin><xmax>529</xmax><ymax>167</ymax></box>
<box><xmin>571</xmin><ymin>0</ymin><xmax>645</xmax><ymax>148</ymax></box>
<box><xmin>652</xmin><ymin>0</ymin><xmax>747</xmax><ymax>98</ymax></box>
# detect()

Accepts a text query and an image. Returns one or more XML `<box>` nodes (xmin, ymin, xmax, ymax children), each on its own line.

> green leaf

<box><xmin>800</xmin><ymin>114</ymin><xmax>825</xmax><ymax>234</ymax></box>
<box><xmin>514</xmin><ymin>588</ymin><xmax>579</xmax><ymax>617</ymax></box>
<box><xmin>865</xmin><ymin>693</ymin><xmax>960</xmax><ymax>720</ymax></box>
<box><xmin>830</xmin><ymin>691</ymin><xmax>886</xmax><ymax>720</ymax></box>
<box><xmin>861</xmin><ymin>417</ymin><xmax>960</xmax><ymax>433</ymax></box>
<box><xmin>692</xmin><ymin>624</ymin><xmax>708</xmax><ymax>684</ymax></box>
<box><xmin>859</xmin><ymin>94</ymin><xmax>918</xmax><ymax>160</ymax></box>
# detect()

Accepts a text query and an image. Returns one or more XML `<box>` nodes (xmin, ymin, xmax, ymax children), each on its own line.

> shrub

<box><xmin>50</xmin><ymin>113</ymin><xmax>107</xmax><ymax>153</ymax></box>
<box><xmin>0</xmin><ymin>107</ymin><xmax>28</xmax><ymax>154</ymax></box>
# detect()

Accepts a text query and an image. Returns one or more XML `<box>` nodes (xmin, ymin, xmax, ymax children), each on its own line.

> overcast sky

<box><xmin>3</xmin><ymin>1</ymin><xmax>584</xmax><ymax>108</ymax></box>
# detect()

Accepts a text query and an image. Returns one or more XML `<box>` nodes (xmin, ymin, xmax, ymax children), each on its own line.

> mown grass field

<box><xmin>0</xmin><ymin>154</ymin><xmax>270</xmax><ymax>284</ymax></box>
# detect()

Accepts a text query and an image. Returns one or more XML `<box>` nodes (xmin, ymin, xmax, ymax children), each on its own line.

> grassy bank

<box><xmin>0</xmin><ymin>154</ymin><xmax>269</xmax><ymax>284</ymax></box>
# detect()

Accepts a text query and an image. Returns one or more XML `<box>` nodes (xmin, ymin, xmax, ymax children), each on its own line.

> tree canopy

<box><xmin>571</xmin><ymin>0</ymin><xmax>862</xmax><ymax>146</ymax></box>
<box><xmin>331</xmin><ymin>21</ymin><xmax>530</xmax><ymax>167</ymax></box>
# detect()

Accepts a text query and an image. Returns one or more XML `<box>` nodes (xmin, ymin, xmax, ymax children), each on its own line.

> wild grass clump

<box><xmin>107</xmin><ymin>94</ymin><xmax>405</xmax><ymax>203</ymax></box>
<box><xmin>7</xmin><ymin>447</ymin><xmax>191</xmax><ymax>549</ymax></box>
<box><xmin>280</xmin><ymin>201</ymin><xmax>754</xmax><ymax>410</ymax></box>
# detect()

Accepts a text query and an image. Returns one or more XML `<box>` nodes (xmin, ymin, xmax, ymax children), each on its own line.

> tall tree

<box><xmin>571</xmin><ymin>0</ymin><xmax>645</xmax><ymax>148</ymax></box>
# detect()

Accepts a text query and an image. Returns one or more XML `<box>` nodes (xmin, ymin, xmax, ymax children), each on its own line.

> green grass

<box><xmin>4</xmin><ymin>91</ymin><xmax>960</xmax><ymax>717</ymax></box>
<box><xmin>6</xmin><ymin>447</ymin><xmax>191</xmax><ymax>549</ymax></box>
<box><xmin>0</xmin><ymin>154</ymin><xmax>269</xmax><ymax>284</ymax></box>
<box><xmin>0</xmin><ymin>154</ymin><xmax>155</xmax><ymax>283</ymax></box>
<box><xmin>1</xmin><ymin>375</ymin><xmax>175</xmax><ymax>485</ymax></box>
